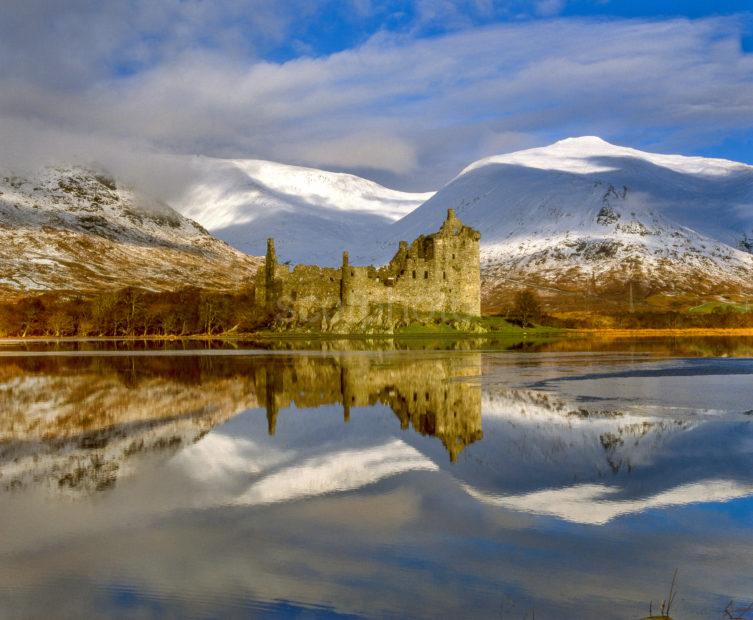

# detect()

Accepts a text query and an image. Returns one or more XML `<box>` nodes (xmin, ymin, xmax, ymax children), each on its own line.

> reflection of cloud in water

<box><xmin>0</xmin><ymin>351</ymin><xmax>752</xmax><ymax>618</ymax></box>
<box><xmin>176</xmin><ymin>432</ymin><xmax>436</xmax><ymax>507</ymax></box>
<box><xmin>463</xmin><ymin>479</ymin><xmax>753</xmax><ymax>525</ymax></box>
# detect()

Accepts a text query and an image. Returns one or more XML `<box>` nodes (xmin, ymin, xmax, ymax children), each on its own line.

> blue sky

<box><xmin>269</xmin><ymin>0</ymin><xmax>753</xmax><ymax>60</ymax></box>
<box><xmin>0</xmin><ymin>1</ymin><xmax>751</xmax><ymax>190</ymax></box>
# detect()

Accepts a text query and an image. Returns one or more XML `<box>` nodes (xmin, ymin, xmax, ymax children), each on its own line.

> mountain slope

<box><xmin>174</xmin><ymin>157</ymin><xmax>434</xmax><ymax>265</ymax></box>
<box><xmin>386</xmin><ymin>137</ymin><xmax>753</xmax><ymax>310</ymax></box>
<box><xmin>0</xmin><ymin>167</ymin><xmax>261</xmax><ymax>298</ymax></box>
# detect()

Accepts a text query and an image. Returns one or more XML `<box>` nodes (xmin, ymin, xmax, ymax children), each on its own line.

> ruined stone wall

<box><xmin>254</xmin><ymin>209</ymin><xmax>481</xmax><ymax>324</ymax></box>
<box><xmin>255</xmin><ymin>262</ymin><xmax>341</xmax><ymax>321</ymax></box>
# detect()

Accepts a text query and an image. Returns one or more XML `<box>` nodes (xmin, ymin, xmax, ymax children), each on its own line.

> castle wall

<box><xmin>255</xmin><ymin>209</ymin><xmax>481</xmax><ymax>323</ymax></box>
<box><xmin>255</xmin><ymin>264</ymin><xmax>341</xmax><ymax>318</ymax></box>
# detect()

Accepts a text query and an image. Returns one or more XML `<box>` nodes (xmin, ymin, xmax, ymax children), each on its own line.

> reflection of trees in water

<box><xmin>0</xmin><ymin>336</ymin><xmax>520</xmax><ymax>354</ymax></box>
<box><xmin>536</xmin><ymin>335</ymin><xmax>753</xmax><ymax>357</ymax></box>
<box><xmin>0</xmin><ymin>353</ymin><xmax>482</xmax><ymax>493</ymax></box>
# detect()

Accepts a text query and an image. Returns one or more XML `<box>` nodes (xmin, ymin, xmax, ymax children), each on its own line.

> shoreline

<box><xmin>575</xmin><ymin>328</ymin><xmax>753</xmax><ymax>338</ymax></box>
<box><xmin>2</xmin><ymin>327</ymin><xmax>753</xmax><ymax>344</ymax></box>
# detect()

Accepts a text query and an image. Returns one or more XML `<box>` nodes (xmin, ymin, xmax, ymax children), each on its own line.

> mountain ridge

<box><xmin>5</xmin><ymin>138</ymin><xmax>753</xmax><ymax>315</ymax></box>
<box><xmin>0</xmin><ymin>166</ymin><xmax>261</xmax><ymax>299</ymax></box>
<box><xmin>385</xmin><ymin>137</ymin><xmax>753</xmax><ymax>311</ymax></box>
<box><xmin>174</xmin><ymin>156</ymin><xmax>434</xmax><ymax>265</ymax></box>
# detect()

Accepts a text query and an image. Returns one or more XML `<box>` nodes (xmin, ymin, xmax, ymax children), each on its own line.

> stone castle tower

<box><xmin>255</xmin><ymin>209</ymin><xmax>481</xmax><ymax>325</ymax></box>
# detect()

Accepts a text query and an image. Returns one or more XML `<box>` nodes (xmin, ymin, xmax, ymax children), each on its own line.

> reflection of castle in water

<box><xmin>255</xmin><ymin>354</ymin><xmax>483</xmax><ymax>461</ymax></box>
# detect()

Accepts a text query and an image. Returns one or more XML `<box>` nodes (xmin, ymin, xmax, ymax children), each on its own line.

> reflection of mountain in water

<box><xmin>0</xmin><ymin>356</ymin><xmax>261</xmax><ymax>493</ymax></box>
<box><xmin>454</xmin><ymin>358</ymin><xmax>753</xmax><ymax>524</ymax></box>
<box><xmin>0</xmin><ymin>353</ymin><xmax>482</xmax><ymax>493</ymax></box>
<box><xmin>4</xmin><ymin>351</ymin><xmax>750</xmax><ymax>522</ymax></box>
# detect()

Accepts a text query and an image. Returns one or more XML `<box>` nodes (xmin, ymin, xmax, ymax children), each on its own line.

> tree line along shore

<box><xmin>1</xmin><ymin>287</ymin><xmax>753</xmax><ymax>338</ymax></box>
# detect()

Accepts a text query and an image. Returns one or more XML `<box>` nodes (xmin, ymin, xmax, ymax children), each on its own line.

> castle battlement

<box><xmin>254</xmin><ymin>209</ymin><xmax>481</xmax><ymax>324</ymax></box>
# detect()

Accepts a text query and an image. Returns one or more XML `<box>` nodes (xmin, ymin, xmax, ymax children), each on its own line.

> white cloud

<box><xmin>287</xmin><ymin>133</ymin><xmax>419</xmax><ymax>174</ymax></box>
<box><xmin>1</xmin><ymin>8</ymin><xmax>752</xmax><ymax>189</ymax></box>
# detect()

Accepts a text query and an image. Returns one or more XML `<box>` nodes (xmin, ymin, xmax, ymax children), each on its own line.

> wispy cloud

<box><xmin>1</xmin><ymin>3</ymin><xmax>751</xmax><ymax>190</ymax></box>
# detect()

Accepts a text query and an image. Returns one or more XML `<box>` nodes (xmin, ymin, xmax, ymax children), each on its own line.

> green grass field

<box><xmin>687</xmin><ymin>301</ymin><xmax>751</xmax><ymax>314</ymax></box>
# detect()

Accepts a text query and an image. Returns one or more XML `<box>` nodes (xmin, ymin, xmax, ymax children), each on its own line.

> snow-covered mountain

<box><xmin>386</xmin><ymin>137</ymin><xmax>753</xmax><ymax>307</ymax></box>
<box><xmin>0</xmin><ymin>167</ymin><xmax>260</xmax><ymax>298</ymax></box>
<box><xmin>174</xmin><ymin>157</ymin><xmax>434</xmax><ymax>265</ymax></box>
<box><xmin>8</xmin><ymin>139</ymin><xmax>752</xmax><ymax>308</ymax></box>
<box><xmin>170</xmin><ymin>139</ymin><xmax>753</xmax><ymax>309</ymax></box>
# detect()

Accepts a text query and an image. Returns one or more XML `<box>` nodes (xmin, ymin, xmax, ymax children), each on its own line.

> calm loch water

<box><xmin>0</xmin><ymin>340</ymin><xmax>752</xmax><ymax>618</ymax></box>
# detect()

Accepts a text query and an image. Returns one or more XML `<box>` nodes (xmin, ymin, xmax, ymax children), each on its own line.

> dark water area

<box><xmin>0</xmin><ymin>339</ymin><xmax>752</xmax><ymax>618</ymax></box>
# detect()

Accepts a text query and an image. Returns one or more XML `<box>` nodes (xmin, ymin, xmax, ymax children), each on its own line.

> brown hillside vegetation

<box><xmin>0</xmin><ymin>167</ymin><xmax>261</xmax><ymax>299</ymax></box>
<box><xmin>0</xmin><ymin>287</ymin><xmax>266</xmax><ymax>337</ymax></box>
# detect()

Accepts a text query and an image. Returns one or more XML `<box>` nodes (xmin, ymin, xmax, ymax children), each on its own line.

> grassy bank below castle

<box><xmin>393</xmin><ymin>315</ymin><xmax>559</xmax><ymax>337</ymax></box>
<box><xmin>257</xmin><ymin>307</ymin><xmax>563</xmax><ymax>338</ymax></box>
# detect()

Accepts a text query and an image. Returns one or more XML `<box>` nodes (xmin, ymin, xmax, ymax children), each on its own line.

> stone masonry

<box><xmin>254</xmin><ymin>209</ymin><xmax>481</xmax><ymax>326</ymax></box>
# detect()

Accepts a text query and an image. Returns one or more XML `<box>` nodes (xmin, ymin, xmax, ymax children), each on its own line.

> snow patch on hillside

<box><xmin>386</xmin><ymin>137</ymin><xmax>753</xmax><ymax>296</ymax></box>
<box><xmin>174</xmin><ymin>157</ymin><xmax>434</xmax><ymax>265</ymax></box>
<box><xmin>462</xmin><ymin>136</ymin><xmax>750</xmax><ymax>178</ymax></box>
<box><xmin>0</xmin><ymin>166</ymin><xmax>259</xmax><ymax>295</ymax></box>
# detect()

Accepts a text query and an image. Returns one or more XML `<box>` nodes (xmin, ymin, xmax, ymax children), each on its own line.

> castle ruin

<box><xmin>254</xmin><ymin>209</ymin><xmax>481</xmax><ymax>327</ymax></box>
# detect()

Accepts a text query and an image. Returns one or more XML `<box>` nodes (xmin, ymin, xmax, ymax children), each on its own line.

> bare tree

<box><xmin>511</xmin><ymin>289</ymin><xmax>542</xmax><ymax>327</ymax></box>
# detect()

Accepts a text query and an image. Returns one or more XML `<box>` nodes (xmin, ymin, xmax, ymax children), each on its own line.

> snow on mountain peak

<box><xmin>0</xmin><ymin>166</ymin><xmax>259</xmax><ymax>296</ymax></box>
<box><xmin>167</xmin><ymin>140</ymin><xmax>753</xmax><ymax>307</ymax></box>
<box><xmin>174</xmin><ymin>156</ymin><xmax>434</xmax><ymax>265</ymax></box>
<box><xmin>387</xmin><ymin>138</ymin><xmax>753</xmax><ymax>305</ymax></box>
<box><xmin>461</xmin><ymin>136</ymin><xmax>750</xmax><ymax>179</ymax></box>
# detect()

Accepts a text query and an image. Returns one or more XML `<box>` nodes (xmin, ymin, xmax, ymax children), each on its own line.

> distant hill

<box><xmin>0</xmin><ymin>166</ymin><xmax>260</xmax><ymax>299</ymax></box>
<box><xmin>172</xmin><ymin>156</ymin><xmax>433</xmax><ymax>266</ymax></box>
